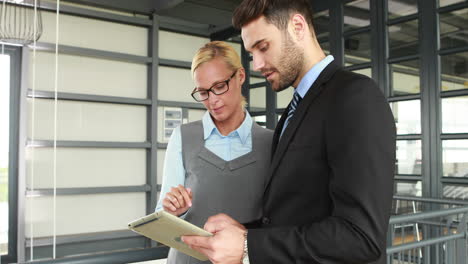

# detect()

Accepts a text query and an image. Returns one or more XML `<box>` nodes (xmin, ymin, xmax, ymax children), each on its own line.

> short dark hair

<box><xmin>232</xmin><ymin>0</ymin><xmax>315</xmax><ymax>32</ymax></box>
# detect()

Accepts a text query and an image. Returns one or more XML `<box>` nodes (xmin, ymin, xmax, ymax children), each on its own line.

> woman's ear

<box><xmin>237</xmin><ymin>67</ymin><xmax>246</xmax><ymax>86</ymax></box>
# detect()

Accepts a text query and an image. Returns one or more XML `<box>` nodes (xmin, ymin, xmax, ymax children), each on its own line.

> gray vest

<box><xmin>167</xmin><ymin>120</ymin><xmax>272</xmax><ymax>264</ymax></box>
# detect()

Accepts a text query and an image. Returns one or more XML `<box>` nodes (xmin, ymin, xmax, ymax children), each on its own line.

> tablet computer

<box><xmin>128</xmin><ymin>210</ymin><xmax>212</xmax><ymax>261</ymax></box>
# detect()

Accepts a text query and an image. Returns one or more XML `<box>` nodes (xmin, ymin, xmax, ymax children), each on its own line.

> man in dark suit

<box><xmin>182</xmin><ymin>0</ymin><xmax>396</xmax><ymax>263</ymax></box>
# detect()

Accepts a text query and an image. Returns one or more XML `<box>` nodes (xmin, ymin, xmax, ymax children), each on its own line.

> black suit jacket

<box><xmin>248</xmin><ymin>62</ymin><xmax>396</xmax><ymax>264</ymax></box>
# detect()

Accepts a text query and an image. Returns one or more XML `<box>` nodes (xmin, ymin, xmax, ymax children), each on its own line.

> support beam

<box><xmin>329</xmin><ymin>1</ymin><xmax>344</xmax><ymax>66</ymax></box>
<box><xmin>210</xmin><ymin>25</ymin><xmax>240</xmax><ymax>41</ymax></box>
<box><xmin>241</xmin><ymin>43</ymin><xmax>251</xmax><ymax>112</ymax></box>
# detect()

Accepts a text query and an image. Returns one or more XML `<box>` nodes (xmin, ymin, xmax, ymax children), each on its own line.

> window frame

<box><xmin>1</xmin><ymin>44</ymin><xmax>21</xmax><ymax>264</ymax></box>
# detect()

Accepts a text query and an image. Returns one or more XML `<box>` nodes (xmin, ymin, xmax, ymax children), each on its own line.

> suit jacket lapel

<box><xmin>265</xmin><ymin>62</ymin><xmax>341</xmax><ymax>193</ymax></box>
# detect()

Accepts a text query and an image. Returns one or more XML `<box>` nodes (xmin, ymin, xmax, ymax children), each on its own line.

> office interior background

<box><xmin>1</xmin><ymin>0</ymin><xmax>468</xmax><ymax>263</ymax></box>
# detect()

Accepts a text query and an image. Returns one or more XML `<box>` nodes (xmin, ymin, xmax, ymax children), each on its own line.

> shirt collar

<box><xmin>295</xmin><ymin>55</ymin><xmax>334</xmax><ymax>99</ymax></box>
<box><xmin>202</xmin><ymin>110</ymin><xmax>253</xmax><ymax>144</ymax></box>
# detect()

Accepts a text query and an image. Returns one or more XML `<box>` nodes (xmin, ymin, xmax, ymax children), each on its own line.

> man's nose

<box><xmin>252</xmin><ymin>55</ymin><xmax>265</xmax><ymax>72</ymax></box>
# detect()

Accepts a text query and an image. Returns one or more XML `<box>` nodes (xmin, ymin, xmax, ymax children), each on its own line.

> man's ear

<box><xmin>289</xmin><ymin>13</ymin><xmax>307</xmax><ymax>41</ymax></box>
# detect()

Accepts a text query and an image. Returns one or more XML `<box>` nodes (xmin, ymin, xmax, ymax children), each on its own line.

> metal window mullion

<box><xmin>250</xmin><ymin>111</ymin><xmax>267</xmax><ymax>116</ymax></box>
<box><xmin>388</xmin><ymin>54</ymin><xmax>420</xmax><ymax>64</ymax></box>
<box><xmin>34</xmin><ymin>1</ymin><xmax>151</xmax><ymax>27</ymax></box>
<box><xmin>158</xmin><ymin>100</ymin><xmax>205</xmax><ymax>110</ymax></box>
<box><xmin>395</xmin><ymin>175</ymin><xmax>423</xmax><ymax>181</ymax></box>
<box><xmin>5</xmin><ymin>45</ymin><xmax>22</xmax><ymax>264</ymax></box>
<box><xmin>250</xmin><ymin>82</ymin><xmax>268</xmax><ymax>89</ymax></box>
<box><xmin>438</xmin><ymin>45</ymin><xmax>468</xmax><ymax>56</ymax></box>
<box><xmin>147</xmin><ymin>13</ymin><xmax>159</xmax><ymax>219</ymax></box>
<box><xmin>157</xmin><ymin>143</ymin><xmax>168</xmax><ymax>149</ymax></box>
<box><xmin>441</xmin><ymin>177</ymin><xmax>468</xmax><ymax>185</ymax></box>
<box><xmin>419</xmin><ymin>0</ymin><xmax>442</xmax><ymax>198</ymax></box>
<box><xmin>158</xmin><ymin>16</ymin><xmax>210</xmax><ymax>38</ymax></box>
<box><xmin>241</xmin><ymin>42</ymin><xmax>251</xmax><ymax>112</ymax></box>
<box><xmin>388</xmin><ymin>94</ymin><xmax>422</xmax><ymax>102</ymax></box>
<box><xmin>344</xmin><ymin>62</ymin><xmax>372</xmax><ymax>72</ymax></box>
<box><xmin>330</xmin><ymin>1</ymin><xmax>344</xmax><ymax>66</ymax></box>
<box><xmin>387</xmin><ymin>13</ymin><xmax>419</xmax><ymax>26</ymax></box>
<box><xmin>25</xmin><ymin>230</ymin><xmax>140</xmax><ymax>247</ymax></box>
<box><xmin>17</xmin><ymin>46</ymin><xmax>31</xmax><ymax>264</ymax></box>
<box><xmin>30</xmin><ymin>42</ymin><xmax>152</xmax><ymax>64</ymax></box>
<box><xmin>441</xmin><ymin>133</ymin><xmax>468</xmax><ymax>140</ymax></box>
<box><xmin>209</xmin><ymin>26</ymin><xmax>240</xmax><ymax>41</ymax></box>
<box><xmin>276</xmin><ymin>108</ymin><xmax>286</xmax><ymax>114</ymax></box>
<box><xmin>265</xmin><ymin>82</ymin><xmax>277</xmax><ymax>129</ymax></box>
<box><xmin>159</xmin><ymin>58</ymin><xmax>191</xmax><ymax>69</ymax></box>
<box><xmin>419</xmin><ymin>2</ymin><xmax>442</xmax><ymax>262</ymax></box>
<box><xmin>438</xmin><ymin>1</ymin><xmax>468</xmax><ymax>14</ymax></box>
<box><xmin>396</xmin><ymin>134</ymin><xmax>422</xmax><ymax>141</ymax></box>
<box><xmin>317</xmin><ymin>36</ymin><xmax>330</xmax><ymax>44</ymax></box>
<box><xmin>26</xmin><ymin>140</ymin><xmax>151</xmax><ymax>148</ymax></box>
<box><xmin>371</xmin><ymin>0</ymin><xmax>389</xmax><ymax>96</ymax></box>
<box><xmin>250</xmin><ymin>71</ymin><xmax>263</xmax><ymax>78</ymax></box>
<box><xmin>343</xmin><ymin>26</ymin><xmax>371</xmax><ymax>38</ymax></box>
<box><xmin>27</xmin><ymin>90</ymin><xmax>152</xmax><ymax>106</ymax></box>
<box><xmin>25</xmin><ymin>247</ymin><xmax>169</xmax><ymax>264</ymax></box>
<box><xmin>26</xmin><ymin>185</ymin><xmax>152</xmax><ymax>197</ymax></box>
<box><xmin>440</xmin><ymin>89</ymin><xmax>468</xmax><ymax>98</ymax></box>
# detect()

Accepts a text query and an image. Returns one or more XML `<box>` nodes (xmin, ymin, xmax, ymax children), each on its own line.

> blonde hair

<box><xmin>191</xmin><ymin>41</ymin><xmax>247</xmax><ymax>108</ymax></box>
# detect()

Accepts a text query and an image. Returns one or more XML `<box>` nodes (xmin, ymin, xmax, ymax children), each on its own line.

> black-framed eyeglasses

<box><xmin>191</xmin><ymin>70</ymin><xmax>237</xmax><ymax>102</ymax></box>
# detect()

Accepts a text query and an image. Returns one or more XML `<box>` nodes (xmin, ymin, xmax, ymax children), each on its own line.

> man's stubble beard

<box><xmin>271</xmin><ymin>33</ymin><xmax>304</xmax><ymax>92</ymax></box>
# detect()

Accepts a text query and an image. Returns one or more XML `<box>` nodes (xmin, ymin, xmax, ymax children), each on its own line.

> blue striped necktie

<box><xmin>280</xmin><ymin>91</ymin><xmax>302</xmax><ymax>138</ymax></box>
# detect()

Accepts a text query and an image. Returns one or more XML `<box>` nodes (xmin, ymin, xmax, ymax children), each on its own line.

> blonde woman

<box><xmin>155</xmin><ymin>41</ymin><xmax>272</xmax><ymax>264</ymax></box>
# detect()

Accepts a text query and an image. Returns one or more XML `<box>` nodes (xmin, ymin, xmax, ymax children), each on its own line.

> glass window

<box><xmin>440</xmin><ymin>8</ymin><xmax>468</xmax><ymax>50</ymax></box>
<box><xmin>187</xmin><ymin>109</ymin><xmax>205</xmax><ymax>123</ymax></box>
<box><xmin>40</xmin><ymin>12</ymin><xmax>148</xmax><ymax>56</ymax></box>
<box><xmin>33</xmin><ymin>51</ymin><xmax>147</xmax><ymax>99</ymax></box>
<box><xmin>26</xmin><ymin>148</ymin><xmax>146</xmax><ymax>189</ymax></box>
<box><xmin>250</xmin><ymin>77</ymin><xmax>265</xmax><ymax>85</ymax></box>
<box><xmin>395</xmin><ymin>181</ymin><xmax>422</xmax><ymax>197</ymax></box>
<box><xmin>250</xmin><ymin>87</ymin><xmax>266</xmax><ymax>110</ymax></box>
<box><xmin>344</xmin><ymin>31</ymin><xmax>371</xmax><ymax>65</ymax></box>
<box><xmin>439</xmin><ymin>0</ymin><xmax>467</xmax><ymax>8</ymax></box>
<box><xmin>442</xmin><ymin>140</ymin><xmax>468</xmax><ymax>177</ymax></box>
<box><xmin>388</xmin><ymin>0</ymin><xmax>418</xmax><ymax>19</ymax></box>
<box><xmin>28</xmin><ymin>99</ymin><xmax>147</xmax><ymax>142</ymax></box>
<box><xmin>396</xmin><ymin>140</ymin><xmax>422</xmax><ymax>175</ymax></box>
<box><xmin>443</xmin><ymin>185</ymin><xmax>468</xmax><ymax>200</ymax></box>
<box><xmin>252</xmin><ymin>115</ymin><xmax>266</xmax><ymax>127</ymax></box>
<box><xmin>277</xmin><ymin>87</ymin><xmax>294</xmax><ymax>109</ymax></box>
<box><xmin>389</xmin><ymin>19</ymin><xmax>419</xmax><ymax>58</ymax></box>
<box><xmin>442</xmin><ymin>96</ymin><xmax>468</xmax><ymax>133</ymax></box>
<box><xmin>159</xmin><ymin>30</ymin><xmax>209</xmax><ymax>61</ymax></box>
<box><xmin>391</xmin><ymin>100</ymin><xmax>421</xmax><ymax>135</ymax></box>
<box><xmin>344</xmin><ymin>0</ymin><xmax>370</xmax><ymax>31</ymax></box>
<box><xmin>441</xmin><ymin>52</ymin><xmax>468</xmax><ymax>92</ymax></box>
<box><xmin>320</xmin><ymin>41</ymin><xmax>330</xmax><ymax>55</ymax></box>
<box><xmin>352</xmin><ymin>68</ymin><xmax>372</xmax><ymax>78</ymax></box>
<box><xmin>0</xmin><ymin>54</ymin><xmax>10</xmax><ymax>256</ymax></box>
<box><xmin>158</xmin><ymin>66</ymin><xmax>194</xmax><ymax>102</ymax></box>
<box><xmin>390</xmin><ymin>60</ymin><xmax>420</xmax><ymax>95</ymax></box>
<box><xmin>25</xmin><ymin>193</ymin><xmax>146</xmax><ymax>260</ymax></box>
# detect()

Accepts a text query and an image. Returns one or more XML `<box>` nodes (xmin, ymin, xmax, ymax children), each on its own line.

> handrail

<box><xmin>394</xmin><ymin>195</ymin><xmax>468</xmax><ymax>206</ymax></box>
<box><xmin>387</xmin><ymin>233</ymin><xmax>465</xmax><ymax>254</ymax></box>
<box><xmin>389</xmin><ymin>206</ymin><xmax>468</xmax><ymax>224</ymax></box>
